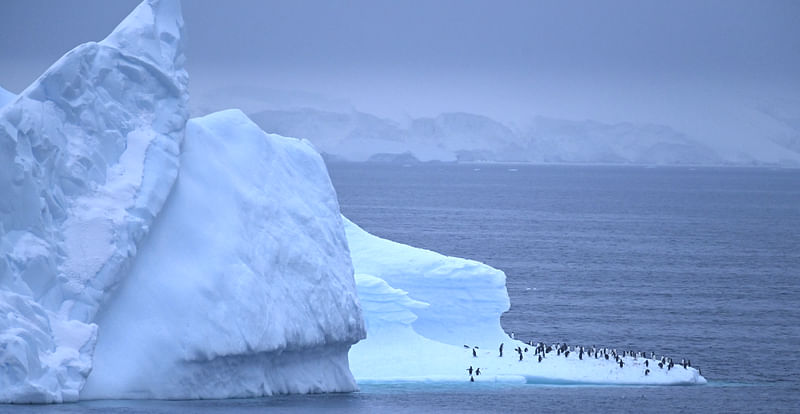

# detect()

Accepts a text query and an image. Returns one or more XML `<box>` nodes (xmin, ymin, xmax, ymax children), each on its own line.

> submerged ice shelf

<box><xmin>345</xmin><ymin>218</ymin><xmax>706</xmax><ymax>386</ymax></box>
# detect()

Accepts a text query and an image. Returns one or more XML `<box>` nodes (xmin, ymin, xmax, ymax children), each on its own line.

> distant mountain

<box><xmin>519</xmin><ymin>117</ymin><xmax>722</xmax><ymax>165</ymax></box>
<box><xmin>250</xmin><ymin>107</ymin><xmax>734</xmax><ymax>166</ymax></box>
<box><xmin>758</xmin><ymin>99</ymin><xmax>800</xmax><ymax>155</ymax></box>
<box><xmin>366</xmin><ymin>152</ymin><xmax>421</xmax><ymax>164</ymax></box>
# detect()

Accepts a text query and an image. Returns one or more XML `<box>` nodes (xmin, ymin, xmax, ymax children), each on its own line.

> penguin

<box><xmin>645</xmin><ymin>360</ymin><xmax>649</xmax><ymax>367</ymax></box>
<box><xmin>470</xmin><ymin>375</ymin><xmax>474</xmax><ymax>382</ymax></box>
<box><xmin>565</xmin><ymin>350</ymin><xmax>570</xmax><ymax>358</ymax></box>
<box><xmin>476</xmin><ymin>368</ymin><xmax>481</xmax><ymax>376</ymax></box>
<box><xmin>645</xmin><ymin>369</ymin><xmax>650</xmax><ymax>376</ymax></box>
<box><xmin>463</xmin><ymin>345</ymin><xmax>470</xmax><ymax>348</ymax></box>
<box><xmin>511</xmin><ymin>331</ymin><xmax>515</xmax><ymax>339</ymax></box>
<box><xmin>688</xmin><ymin>360</ymin><xmax>692</xmax><ymax>367</ymax></box>
<box><xmin>524</xmin><ymin>347</ymin><xmax>528</xmax><ymax>353</ymax></box>
<box><xmin>499</xmin><ymin>343</ymin><xmax>504</xmax><ymax>357</ymax></box>
<box><xmin>473</xmin><ymin>349</ymin><xmax>477</xmax><ymax>358</ymax></box>
<box><xmin>467</xmin><ymin>366</ymin><xmax>473</xmax><ymax>375</ymax></box>
<box><xmin>519</xmin><ymin>352</ymin><xmax>523</xmax><ymax>362</ymax></box>
<box><xmin>658</xmin><ymin>362</ymin><xmax>663</xmax><ymax>369</ymax></box>
<box><xmin>619</xmin><ymin>360</ymin><xmax>624</xmax><ymax>368</ymax></box>
<box><xmin>605</xmin><ymin>354</ymin><xmax>609</xmax><ymax>360</ymax></box>
<box><xmin>538</xmin><ymin>355</ymin><xmax>543</xmax><ymax>363</ymax></box>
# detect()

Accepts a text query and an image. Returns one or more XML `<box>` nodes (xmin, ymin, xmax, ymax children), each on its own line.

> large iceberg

<box><xmin>345</xmin><ymin>218</ymin><xmax>706</xmax><ymax>385</ymax></box>
<box><xmin>1</xmin><ymin>0</ymin><xmax>364</xmax><ymax>403</ymax></box>
<box><xmin>1</xmin><ymin>0</ymin><xmax>706</xmax><ymax>403</ymax></box>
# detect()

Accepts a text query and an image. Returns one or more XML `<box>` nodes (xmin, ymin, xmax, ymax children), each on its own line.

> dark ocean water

<box><xmin>5</xmin><ymin>164</ymin><xmax>799</xmax><ymax>413</ymax></box>
<box><xmin>327</xmin><ymin>164</ymin><xmax>800</xmax><ymax>413</ymax></box>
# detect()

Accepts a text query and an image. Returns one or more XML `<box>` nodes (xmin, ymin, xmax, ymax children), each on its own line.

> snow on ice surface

<box><xmin>0</xmin><ymin>0</ymin><xmax>187</xmax><ymax>402</ymax></box>
<box><xmin>344</xmin><ymin>218</ymin><xmax>707</xmax><ymax>386</ymax></box>
<box><xmin>81</xmin><ymin>110</ymin><xmax>365</xmax><ymax>399</ymax></box>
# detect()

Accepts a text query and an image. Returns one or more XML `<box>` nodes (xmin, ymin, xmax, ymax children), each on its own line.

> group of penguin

<box><xmin>465</xmin><ymin>335</ymin><xmax>699</xmax><ymax>382</ymax></box>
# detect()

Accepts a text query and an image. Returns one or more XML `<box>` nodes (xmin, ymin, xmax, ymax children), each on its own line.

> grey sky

<box><xmin>1</xmin><ymin>0</ymin><xmax>799</xmax><ymax>147</ymax></box>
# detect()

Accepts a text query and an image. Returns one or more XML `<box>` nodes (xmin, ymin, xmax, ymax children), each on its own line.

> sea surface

<box><xmin>6</xmin><ymin>164</ymin><xmax>799</xmax><ymax>413</ymax></box>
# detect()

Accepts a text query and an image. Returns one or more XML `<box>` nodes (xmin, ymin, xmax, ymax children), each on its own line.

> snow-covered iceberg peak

<box><xmin>102</xmin><ymin>0</ymin><xmax>186</xmax><ymax>77</ymax></box>
<box><xmin>0</xmin><ymin>86</ymin><xmax>15</xmax><ymax>107</ymax></box>
<box><xmin>0</xmin><ymin>0</ymin><xmax>187</xmax><ymax>403</ymax></box>
<box><xmin>81</xmin><ymin>110</ymin><xmax>365</xmax><ymax>399</ymax></box>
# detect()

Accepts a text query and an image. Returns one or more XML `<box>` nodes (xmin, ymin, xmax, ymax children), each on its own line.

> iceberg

<box><xmin>1</xmin><ymin>0</ymin><xmax>363</xmax><ymax>402</ymax></box>
<box><xmin>345</xmin><ymin>218</ymin><xmax>706</xmax><ymax>385</ymax></box>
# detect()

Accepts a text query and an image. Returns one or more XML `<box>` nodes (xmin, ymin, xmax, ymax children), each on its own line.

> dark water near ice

<box><xmin>6</xmin><ymin>164</ymin><xmax>799</xmax><ymax>413</ymax></box>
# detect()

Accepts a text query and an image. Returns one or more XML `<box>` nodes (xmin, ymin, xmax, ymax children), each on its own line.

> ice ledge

<box><xmin>344</xmin><ymin>217</ymin><xmax>707</xmax><ymax>386</ymax></box>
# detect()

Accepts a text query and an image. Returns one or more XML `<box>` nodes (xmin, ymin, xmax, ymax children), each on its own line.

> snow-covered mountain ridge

<box><xmin>249</xmin><ymin>107</ymin><xmax>800</xmax><ymax>167</ymax></box>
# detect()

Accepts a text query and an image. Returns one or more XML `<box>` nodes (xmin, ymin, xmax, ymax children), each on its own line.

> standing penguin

<box><xmin>476</xmin><ymin>368</ymin><xmax>481</xmax><ymax>376</ymax></box>
<box><xmin>645</xmin><ymin>369</ymin><xmax>650</xmax><ymax>376</ymax></box>
<box><xmin>499</xmin><ymin>343</ymin><xmax>504</xmax><ymax>357</ymax></box>
<box><xmin>470</xmin><ymin>375</ymin><xmax>474</xmax><ymax>382</ymax></box>
<box><xmin>473</xmin><ymin>349</ymin><xmax>477</xmax><ymax>358</ymax></box>
<box><xmin>467</xmin><ymin>366</ymin><xmax>473</xmax><ymax>375</ymax></box>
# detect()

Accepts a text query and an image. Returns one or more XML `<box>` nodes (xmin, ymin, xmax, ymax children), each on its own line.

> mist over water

<box><xmin>3</xmin><ymin>1</ymin><xmax>800</xmax><ymax>162</ymax></box>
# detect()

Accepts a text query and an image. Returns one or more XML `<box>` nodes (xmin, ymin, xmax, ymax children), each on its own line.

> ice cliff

<box><xmin>82</xmin><ymin>110</ymin><xmax>364</xmax><ymax>399</ymax></box>
<box><xmin>1</xmin><ymin>0</ymin><xmax>363</xmax><ymax>403</ymax></box>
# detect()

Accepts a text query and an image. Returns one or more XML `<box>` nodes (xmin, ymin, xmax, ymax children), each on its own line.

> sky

<box><xmin>1</xmin><ymin>0</ymin><xmax>799</xmax><ymax>151</ymax></box>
